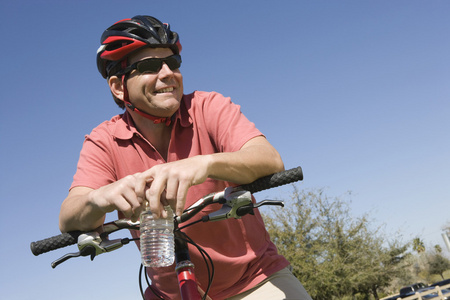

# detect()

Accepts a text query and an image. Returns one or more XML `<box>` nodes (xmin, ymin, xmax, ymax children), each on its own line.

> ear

<box><xmin>108</xmin><ymin>76</ymin><xmax>124</xmax><ymax>101</ymax></box>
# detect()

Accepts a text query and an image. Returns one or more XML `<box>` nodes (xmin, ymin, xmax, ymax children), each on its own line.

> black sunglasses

<box><xmin>121</xmin><ymin>54</ymin><xmax>182</xmax><ymax>75</ymax></box>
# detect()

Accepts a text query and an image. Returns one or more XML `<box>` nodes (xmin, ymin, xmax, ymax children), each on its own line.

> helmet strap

<box><xmin>120</xmin><ymin>74</ymin><xmax>172</xmax><ymax>126</ymax></box>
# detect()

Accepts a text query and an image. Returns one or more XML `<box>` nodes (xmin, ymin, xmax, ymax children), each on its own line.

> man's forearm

<box><xmin>59</xmin><ymin>187</ymin><xmax>106</xmax><ymax>233</ymax></box>
<box><xmin>206</xmin><ymin>136</ymin><xmax>284</xmax><ymax>184</ymax></box>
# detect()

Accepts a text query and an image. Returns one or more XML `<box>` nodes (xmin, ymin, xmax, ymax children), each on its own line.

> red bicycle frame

<box><xmin>174</xmin><ymin>231</ymin><xmax>202</xmax><ymax>300</ymax></box>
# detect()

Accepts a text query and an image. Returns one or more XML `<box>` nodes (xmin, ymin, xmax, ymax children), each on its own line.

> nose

<box><xmin>158</xmin><ymin>63</ymin><xmax>175</xmax><ymax>78</ymax></box>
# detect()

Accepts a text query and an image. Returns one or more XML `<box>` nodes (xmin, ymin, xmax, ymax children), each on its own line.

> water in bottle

<box><xmin>140</xmin><ymin>206</ymin><xmax>175</xmax><ymax>267</ymax></box>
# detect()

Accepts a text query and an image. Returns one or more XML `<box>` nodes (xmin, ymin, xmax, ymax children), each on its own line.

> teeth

<box><xmin>156</xmin><ymin>87</ymin><xmax>174</xmax><ymax>93</ymax></box>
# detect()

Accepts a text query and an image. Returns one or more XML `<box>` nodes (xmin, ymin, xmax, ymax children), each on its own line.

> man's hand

<box><xmin>59</xmin><ymin>173</ymin><xmax>148</xmax><ymax>232</ymax></box>
<box><xmin>88</xmin><ymin>173</ymin><xmax>147</xmax><ymax>222</ymax></box>
<box><xmin>136</xmin><ymin>156</ymin><xmax>211</xmax><ymax>218</ymax></box>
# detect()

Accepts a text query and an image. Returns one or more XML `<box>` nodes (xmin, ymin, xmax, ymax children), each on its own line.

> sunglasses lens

<box><xmin>136</xmin><ymin>55</ymin><xmax>181</xmax><ymax>74</ymax></box>
<box><xmin>137</xmin><ymin>60</ymin><xmax>162</xmax><ymax>73</ymax></box>
<box><xmin>165</xmin><ymin>56</ymin><xmax>182</xmax><ymax>70</ymax></box>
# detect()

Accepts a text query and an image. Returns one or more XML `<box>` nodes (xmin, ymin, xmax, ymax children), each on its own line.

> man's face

<box><xmin>125</xmin><ymin>47</ymin><xmax>184</xmax><ymax>118</ymax></box>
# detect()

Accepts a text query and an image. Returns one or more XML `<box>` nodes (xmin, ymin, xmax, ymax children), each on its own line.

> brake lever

<box><xmin>236</xmin><ymin>199</ymin><xmax>284</xmax><ymax>215</ymax></box>
<box><xmin>51</xmin><ymin>245</ymin><xmax>97</xmax><ymax>268</ymax></box>
<box><xmin>51</xmin><ymin>220</ymin><xmax>138</xmax><ymax>268</ymax></box>
<box><xmin>254</xmin><ymin>200</ymin><xmax>285</xmax><ymax>209</ymax></box>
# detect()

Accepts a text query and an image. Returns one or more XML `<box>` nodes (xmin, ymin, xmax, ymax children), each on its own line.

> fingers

<box><xmin>144</xmin><ymin>175</ymin><xmax>166</xmax><ymax>218</ymax></box>
<box><xmin>175</xmin><ymin>179</ymin><xmax>190</xmax><ymax>217</ymax></box>
<box><xmin>117</xmin><ymin>179</ymin><xmax>145</xmax><ymax>220</ymax></box>
<box><xmin>93</xmin><ymin>175</ymin><xmax>145</xmax><ymax>221</ymax></box>
<box><xmin>141</xmin><ymin>174</ymin><xmax>180</xmax><ymax>219</ymax></box>
<box><xmin>162</xmin><ymin>177</ymin><xmax>190</xmax><ymax>217</ymax></box>
<box><xmin>134</xmin><ymin>173</ymin><xmax>148</xmax><ymax>209</ymax></box>
<box><xmin>141</xmin><ymin>164</ymin><xmax>194</xmax><ymax>218</ymax></box>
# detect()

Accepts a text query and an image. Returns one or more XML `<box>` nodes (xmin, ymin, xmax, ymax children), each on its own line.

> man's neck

<box><xmin>130</xmin><ymin>111</ymin><xmax>173</xmax><ymax>161</ymax></box>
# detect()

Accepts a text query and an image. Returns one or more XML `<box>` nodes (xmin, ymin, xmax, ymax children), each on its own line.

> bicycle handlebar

<box><xmin>30</xmin><ymin>231</ymin><xmax>82</xmax><ymax>256</ymax></box>
<box><xmin>239</xmin><ymin>166</ymin><xmax>303</xmax><ymax>193</ymax></box>
<box><xmin>30</xmin><ymin>166</ymin><xmax>303</xmax><ymax>257</ymax></box>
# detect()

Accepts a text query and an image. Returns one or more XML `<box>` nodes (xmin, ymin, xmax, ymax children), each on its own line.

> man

<box><xmin>59</xmin><ymin>15</ymin><xmax>311</xmax><ymax>300</ymax></box>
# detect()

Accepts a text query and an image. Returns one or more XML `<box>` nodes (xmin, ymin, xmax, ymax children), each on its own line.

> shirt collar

<box><xmin>175</xmin><ymin>94</ymin><xmax>193</xmax><ymax>128</ymax></box>
<box><xmin>112</xmin><ymin>95</ymin><xmax>193</xmax><ymax>140</ymax></box>
<box><xmin>111</xmin><ymin>111</ymin><xmax>138</xmax><ymax>140</ymax></box>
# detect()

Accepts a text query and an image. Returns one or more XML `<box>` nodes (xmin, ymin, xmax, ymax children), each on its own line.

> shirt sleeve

<box><xmin>197</xmin><ymin>91</ymin><xmax>264</xmax><ymax>153</ymax></box>
<box><xmin>70</xmin><ymin>126</ymin><xmax>117</xmax><ymax>190</ymax></box>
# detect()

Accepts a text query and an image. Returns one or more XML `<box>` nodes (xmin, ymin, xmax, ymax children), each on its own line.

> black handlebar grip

<box><xmin>239</xmin><ymin>166</ymin><xmax>303</xmax><ymax>194</ymax></box>
<box><xmin>30</xmin><ymin>231</ymin><xmax>82</xmax><ymax>256</ymax></box>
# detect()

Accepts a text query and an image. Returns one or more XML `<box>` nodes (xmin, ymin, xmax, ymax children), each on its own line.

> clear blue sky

<box><xmin>1</xmin><ymin>1</ymin><xmax>449</xmax><ymax>299</ymax></box>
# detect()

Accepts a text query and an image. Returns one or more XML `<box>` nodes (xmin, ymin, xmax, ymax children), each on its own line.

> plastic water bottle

<box><xmin>140</xmin><ymin>206</ymin><xmax>175</xmax><ymax>267</ymax></box>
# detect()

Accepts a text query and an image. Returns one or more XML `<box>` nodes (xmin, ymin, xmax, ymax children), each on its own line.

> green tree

<box><xmin>434</xmin><ymin>244</ymin><xmax>442</xmax><ymax>253</ymax></box>
<box><xmin>412</xmin><ymin>237</ymin><xmax>426</xmax><ymax>254</ymax></box>
<box><xmin>262</xmin><ymin>187</ymin><xmax>409</xmax><ymax>300</ymax></box>
<box><xmin>425</xmin><ymin>251</ymin><xmax>450</xmax><ymax>280</ymax></box>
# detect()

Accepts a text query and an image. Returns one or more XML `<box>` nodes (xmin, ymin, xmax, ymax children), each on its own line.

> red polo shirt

<box><xmin>70</xmin><ymin>91</ymin><xmax>289</xmax><ymax>299</ymax></box>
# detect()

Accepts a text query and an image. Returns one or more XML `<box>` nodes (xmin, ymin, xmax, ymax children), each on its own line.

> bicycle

<box><xmin>30</xmin><ymin>166</ymin><xmax>303</xmax><ymax>300</ymax></box>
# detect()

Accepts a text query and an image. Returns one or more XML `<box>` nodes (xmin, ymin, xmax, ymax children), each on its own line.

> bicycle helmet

<box><xmin>97</xmin><ymin>15</ymin><xmax>182</xmax><ymax>78</ymax></box>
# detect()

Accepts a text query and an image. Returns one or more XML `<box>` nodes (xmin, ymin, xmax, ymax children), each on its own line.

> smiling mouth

<box><xmin>155</xmin><ymin>87</ymin><xmax>174</xmax><ymax>94</ymax></box>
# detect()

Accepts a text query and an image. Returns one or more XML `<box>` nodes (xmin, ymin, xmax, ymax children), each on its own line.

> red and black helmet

<box><xmin>96</xmin><ymin>15</ymin><xmax>182</xmax><ymax>78</ymax></box>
